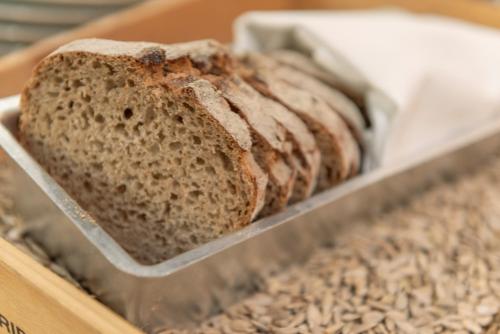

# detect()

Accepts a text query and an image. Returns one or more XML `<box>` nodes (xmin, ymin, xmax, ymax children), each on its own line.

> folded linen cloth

<box><xmin>234</xmin><ymin>10</ymin><xmax>500</xmax><ymax>166</ymax></box>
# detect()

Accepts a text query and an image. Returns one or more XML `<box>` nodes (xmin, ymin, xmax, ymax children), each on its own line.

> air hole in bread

<box><xmin>192</xmin><ymin>136</ymin><xmax>201</xmax><ymax>145</ymax></box>
<box><xmin>182</xmin><ymin>102</ymin><xmax>195</xmax><ymax>112</ymax></box>
<box><xmin>152</xmin><ymin>172</ymin><xmax>163</xmax><ymax>180</ymax></box>
<box><xmin>169</xmin><ymin>142</ymin><xmax>182</xmax><ymax>150</ymax></box>
<box><xmin>189</xmin><ymin>190</ymin><xmax>203</xmax><ymax>198</ymax></box>
<box><xmin>116</xmin><ymin>184</ymin><xmax>127</xmax><ymax>193</ymax></box>
<box><xmin>114</xmin><ymin>123</ymin><xmax>126</xmax><ymax>136</ymax></box>
<box><xmin>84</xmin><ymin>181</ymin><xmax>92</xmax><ymax>192</ymax></box>
<box><xmin>158</xmin><ymin>130</ymin><xmax>165</xmax><ymax>142</ymax></box>
<box><xmin>163</xmin><ymin>203</ymin><xmax>171</xmax><ymax>215</ymax></box>
<box><xmin>217</xmin><ymin>150</ymin><xmax>233</xmax><ymax>171</ymax></box>
<box><xmin>72</xmin><ymin>79</ymin><xmax>83</xmax><ymax>88</ymax></box>
<box><xmin>104</xmin><ymin>64</ymin><xmax>115</xmax><ymax>75</ymax></box>
<box><xmin>133</xmin><ymin>122</ymin><xmax>143</xmax><ymax>136</ymax></box>
<box><xmin>227</xmin><ymin>181</ymin><xmax>236</xmax><ymax>194</ymax></box>
<box><xmin>95</xmin><ymin>114</ymin><xmax>105</xmax><ymax>123</ymax></box>
<box><xmin>123</xmin><ymin>108</ymin><xmax>133</xmax><ymax>119</ymax></box>
<box><xmin>91</xmin><ymin>162</ymin><xmax>103</xmax><ymax>171</ymax></box>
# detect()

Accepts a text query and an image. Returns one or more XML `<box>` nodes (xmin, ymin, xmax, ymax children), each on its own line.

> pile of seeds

<box><xmin>5</xmin><ymin>151</ymin><xmax>500</xmax><ymax>333</ymax></box>
<box><xmin>165</xmin><ymin>154</ymin><xmax>500</xmax><ymax>334</ymax></box>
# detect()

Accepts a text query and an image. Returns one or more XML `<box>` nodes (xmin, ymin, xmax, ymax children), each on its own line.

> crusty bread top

<box><xmin>241</xmin><ymin>52</ymin><xmax>365</xmax><ymax>141</ymax></box>
<box><xmin>269</xmin><ymin>49</ymin><xmax>367</xmax><ymax>111</ymax></box>
<box><xmin>43</xmin><ymin>38</ymin><xmax>252</xmax><ymax>152</ymax></box>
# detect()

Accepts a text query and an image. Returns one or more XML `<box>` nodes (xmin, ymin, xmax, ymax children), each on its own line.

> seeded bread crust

<box><xmin>240</xmin><ymin>53</ymin><xmax>361</xmax><ymax>190</ymax></box>
<box><xmin>176</xmin><ymin>40</ymin><xmax>321</xmax><ymax>202</ymax></box>
<box><xmin>19</xmin><ymin>40</ymin><xmax>267</xmax><ymax>264</ymax></box>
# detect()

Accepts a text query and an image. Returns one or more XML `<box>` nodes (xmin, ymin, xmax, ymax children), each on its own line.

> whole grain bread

<box><xmin>262</xmin><ymin>53</ymin><xmax>365</xmax><ymax>145</ymax></box>
<box><xmin>19</xmin><ymin>39</ymin><xmax>267</xmax><ymax>264</ymax></box>
<box><xmin>258</xmin><ymin>96</ymin><xmax>321</xmax><ymax>203</ymax></box>
<box><xmin>269</xmin><ymin>50</ymin><xmax>366</xmax><ymax>108</ymax></box>
<box><xmin>240</xmin><ymin>53</ymin><xmax>361</xmax><ymax>190</ymax></box>
<box><xmin>174</xmin><ymin>40</ymin><xmax>321</xmax><ymax>202</ymax></box>
<box><xmin>205</xmin><ymin>75</ymin><xmax>296</xmax><ymax>216</ymax></box>
<box><xmin>157</xmin><ymin>39</ymin><xmax>297</xmax><ymax>215</ymax></box>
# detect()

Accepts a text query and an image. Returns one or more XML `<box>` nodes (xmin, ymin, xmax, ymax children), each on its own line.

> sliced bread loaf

<box><xmin>19</xmin><ymin>40</ymin><xmax>267</xmax><ymax>264</ymax></box>
<box><xmin>173</xmin><ymin>40</ymin><xmax>321</xmax><ymax>203</ymax></box>
<box><xmin>259</xmin><ymin>97</ymin><xmax>321</xmax><ymax>202</ymax></box>
<box><xmin>240</xmin><ymin>53</ymin><xmax>361</xmax><ymax>190</ymax></box>
<box><xmin>204</xmin><ymin>75</ymin><xmax>296</xmax><ymax>216</ymax></box>
<box><xmin>130</xmin><ymin>39</ymin><xmax>298</xmax><ymax>216</ymax></box>
<box><xmin>269</xmin><ymin>49</ymin><xmax>367</xmax><ymax>112</ymax></box>
<box><xmin>261</xmin><ymin>53</ymin><xmax>365</xmax><ymax>145</ymax></box>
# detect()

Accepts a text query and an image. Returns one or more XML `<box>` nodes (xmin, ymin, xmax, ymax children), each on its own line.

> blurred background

<box><xmin>0</xmin><ymin>0</ymin><xmax>500</xmax><ymax>97</ymax></box>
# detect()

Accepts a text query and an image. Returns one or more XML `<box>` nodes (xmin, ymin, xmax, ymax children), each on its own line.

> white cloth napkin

<box><xmin>233</xmin><ymin>10</ymin><xmax>500</xmax><ymax>165</ymax></box>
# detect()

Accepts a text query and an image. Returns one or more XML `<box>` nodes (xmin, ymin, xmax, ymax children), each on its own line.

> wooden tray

<box><xmin>0</xmin><ymin>238</ymin><xmax>142</xmax><ymax>334</ymax></box>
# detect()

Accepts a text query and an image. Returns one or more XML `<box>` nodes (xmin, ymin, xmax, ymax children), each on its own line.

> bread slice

<box><xmin>262</xmin><ymin>53</ymin><xmax>365</xmax><ymax>145</ymax></box>
<box><xmin>269</xmin><ymin>49</ymin><xmax>367</xmax><ymax>112</ymax></box>
<box><xmin>204</xmin><ymin>75</ymin><xmax>296</xmax><ymax>216</ymax></box>
<box><xmin>240</xmin><ymin>53</ymin><xmax>361</xmax><ymax>190</ymax></box>
<box><xmin>151</xmin><ymin>40</ymin><xmax>297</xmax><ymax>215</ymax></box>
<box><xmin>19</xmin><ymin>40</ymin><xmax>267</xmax><ymax>264</ymax></box>
<box><xmin>257</xmin><ymin>96</ymin><xmax>321</xmax><ymax>203</ymax></box>
<box><xmin>173</xmin><ymin>40</ymin><xmax>321</xmax><ymax>203</ymax></box>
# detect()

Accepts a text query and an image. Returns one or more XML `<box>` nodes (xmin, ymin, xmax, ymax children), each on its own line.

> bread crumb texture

<box><xmin>19</xmin><ymin>49</ymin><xmax>262</xmax><ymax>264</ymax></box>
